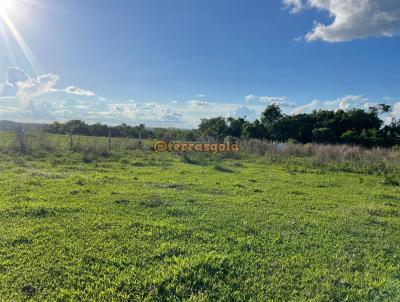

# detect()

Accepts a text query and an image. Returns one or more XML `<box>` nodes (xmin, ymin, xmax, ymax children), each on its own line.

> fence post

<box><xmin>17</xmin><ymin>126</ymin><xmax>26</xmax><ymax>153</ymax></box>
<box><xmin>138</xmin><ymin>124</ymin><xmax>145</xmax><ymax>149</ymax></box>
<box><xmin>69</xmin><ymin>129</ymin><xmax>73</xmax><ymax>150</ymax></box>
<box><xmin>108</xmin><ymin>128</ymin><xmax>112</xmax><ymax>151</ymax></box>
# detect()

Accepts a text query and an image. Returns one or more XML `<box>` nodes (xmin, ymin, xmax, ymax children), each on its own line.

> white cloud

<box><xmin>16</xmin><ymin>73</ymin><xmax>60</xmax><ymax>108</ymax></box>
<box><xmin>394</xmin><ymin>102</ymin><xmax>400</xmax><ymax>115</ymax></box>
<box><xmin>291</xmin><ymin>99</ymin><xmax>319</xmax><ymax>114</ymax></box>
<box><xmin>0</xmin><ymin>82</ymin><xmax>16</xmax><ymax>97</ymax></box>
<box><xmin>283</xmin><ymin>0</ymin><xmax>305</xmax><ymax>13</ymax></box>
<box><xmin>244</xmin><ymin>95</ymin><xmax>257</xmax><ymax>102</ymax></box>
<box><xmin>179</xmin><ymin>101</ymin><xmax>252</xmax><ymax>128</ymax></box>
<box><xmin>64</xmin><ymin>86</ymin><xmax>95</xmax><ymax>96</ymax></box>
<box><xmin>1</xmin><ymin>67</ymin><xmax>399</xmax><ymax>128</ymax></box>
<box><xmin>245</xmin><ymin>95</ymin><xmax>287</xmax><ymax>103</ymax></box>
<box><xmin>245</xmin><ymin>95</ymin><xmax>296</xmax><ymax>108</ymax></box>
<box><xmin>284</xmin><ymin>0</ymin><xmax>400</xmax><ymax>42</ymax></box>
<box><xmin>5</xmin><ymin>67</ymin><xmax>31</xmax><ymax>86</ymax></box>
<box><xmin>0</xmin><ymin>67</ymin><xmax>32</xmax><ymax>98</ymax></box>
<box><xmin>0</xmin><ymin>68</ymin><xmax>208</xmax><ymax>127</ymax></box>
<box><xmin>0</xmin><ymin>105</ymin><xmax>20</xmax><ymax>114</ymax></box>
<box><xmin>187</xmin><ymin>99</ymin><xmax>212</xmax><ymax>108</ymax></box>
<box><xmin>90</xmin><ymin>100</ymin><xmax>184</xmax><ymax>126</ymax></box>
<box><xmin>290</xmin><ymin>95</ymin><xmax>399</xmax><ymax>121</ymax></box>
<box><xmin>323</xmin><ymin>95</ymin><xmax>369</xmax><ymax>110</ymax></box>
<box><xmin>228</xmin><ymin>105</ymin><xmax>258</xmax><ymax>121</ymax></box>
<box><xmin>0</xmin><ymin>68</ymin><xmax>98</xmax><ymax>110</ymax></box>
<box><xmin>292</xmin><ymin>95</ymin><xmax>375</xmax><ymax>114</ymax></box>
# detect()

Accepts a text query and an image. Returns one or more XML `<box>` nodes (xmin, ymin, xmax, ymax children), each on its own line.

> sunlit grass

<box><xmin>0</xmin><ymin>133</ymin><xmax>399</xmax><ymax>301</ymax></box>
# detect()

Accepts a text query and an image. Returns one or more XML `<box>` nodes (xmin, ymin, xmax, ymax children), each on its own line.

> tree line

<box><xmin>44</xmin><ymin>103</ymin><xmax>400</xmax><ymax>147</ymax></box>
<box><xmin>44</xmin><ymin>120</ymin><xmax>196</xmax><ymax>141</ymax></box>
<box><xmin>198</xmin><ymin>104</ymin><xmax>400</xmax><ymax>147</ymax></box>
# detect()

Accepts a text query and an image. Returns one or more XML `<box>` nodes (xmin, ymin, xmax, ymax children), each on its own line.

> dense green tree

<box><xmin>242</xmin><ymin>120</ymin><xmax>265</xmax><ymax>139</ymax></box>
<box><xmin>198</xmin><ymin>117</ymin><xmax>228</xmax><ymax>140</ymax></box>
<box><xmin>341</xmin><ymin>130</ymin><xmax>360</xmax><ymax>144</ymax></box>
<box><xmin>380</xmin><ymin>117</ymin><xmax>400</xmax><ymax>141</ymax></box>
<box><xmin>44</xmin><ymin>121</ymin><xmax>65</xmax><ymax>134</ymax></box>
<box><xmin>91</xmin><ymin>123</ymin><xmax>109</xmax><ymax>137</ymax></box>
<box><xmin>312</xmin><ymin>128</ymin><xmax>336</xmax><ymax>143</ymax></box>
<box><xmin>65</xmin><ymin>120</ymin><xmax>91</xmax><ymax>135</ymax></box>
<box><xmin>260</xmin><ymin>104</ymin><xmax>283</xmax><ymax>137</ymax></box>
<box><xmin>226</xmin><ymin>117</ymin><xmax>246</xmax><ymax>138</ymax></box>
<box><xmin>272</xmin><ymin>114</ymin><xmax>315</xmax><ymax>143</ymax></box>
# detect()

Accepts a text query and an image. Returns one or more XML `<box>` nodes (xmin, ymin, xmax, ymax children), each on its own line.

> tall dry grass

<box><xmin>240</xmin><ymin>139</ymin><xmax>400</xmax><ymax>176</ymax></box>
<box><xmin>1</xmin><ymin>131</ymin><xmax>399</xmax><ymax>179</ymax></box>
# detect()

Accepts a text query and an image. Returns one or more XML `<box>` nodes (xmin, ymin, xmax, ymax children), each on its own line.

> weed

<box><xmin>383</xmin><ymin>174</ymin><xmax>400</xmax><ymax>186</ymax></box>
<box><xmin>114</xmin><ymin>198</ymin><xmax>130</xmax><ymax>205</ymax></box>
<box><xmin>140</xmin><ymin>195</ymin><xmax>167</xmax><ymax>208</ymax></box>
<box><xmin>214</xmin><ymin>164</ymin><xmax>234</xmax><ymax>173</ymax></box>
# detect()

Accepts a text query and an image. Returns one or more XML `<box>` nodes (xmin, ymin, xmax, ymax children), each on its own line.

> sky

<box><xmin>0</xmin><ymin>0</ymin><xmax>400</xmax><ymax>128</ymax></box>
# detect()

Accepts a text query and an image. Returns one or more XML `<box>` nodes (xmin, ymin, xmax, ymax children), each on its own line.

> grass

<box><xmin>0</xmin><ymin>133</ymin><xmax>400</xmax><ymax>301</ymax></box>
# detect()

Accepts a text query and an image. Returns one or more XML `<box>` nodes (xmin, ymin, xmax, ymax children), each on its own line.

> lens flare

<box><xmin>0</xmin><ymin>0</ymin><xmax>41</xmax><ymax>75</ymax></box>
<box><xmin>0</xmin><ymin>0</ymin><xmax>14</xmax><ymax>13</ymax></box>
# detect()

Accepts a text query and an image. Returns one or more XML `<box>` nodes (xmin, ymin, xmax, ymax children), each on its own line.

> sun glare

<box><xmin>0</xmin><ymin>0</ymin><xmax>41</xmax><ymax>75</ymax></box>
<box><xmin>0</xmin><ymin>0</ymin><xmax>14</xmax><ymax>13</ymax></box>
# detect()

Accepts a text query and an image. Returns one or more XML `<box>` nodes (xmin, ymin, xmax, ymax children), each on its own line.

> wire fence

<box><xmin>0</xmin><ymin>129</ymin><xmax>151</xmax><ymax>155</ymax></box>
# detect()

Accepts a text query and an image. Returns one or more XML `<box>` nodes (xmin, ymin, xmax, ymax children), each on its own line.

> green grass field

<box><xmin>0</xmin><ymin>133</ymin><xmax>399</xmax><ymax>301</ymax></box>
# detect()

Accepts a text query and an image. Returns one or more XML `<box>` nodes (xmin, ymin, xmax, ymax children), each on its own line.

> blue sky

<box><xmin>0</xmin><ymin>0</ymin><xmax>400</xmax><ymax>128</ymax></box>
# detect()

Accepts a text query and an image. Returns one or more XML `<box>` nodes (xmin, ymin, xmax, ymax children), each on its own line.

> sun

<box><xmin>0</xmin><ymin>0</ymin><xmax>14</xmax><ymax>14</ymax></box>
<box><xmin>0</xmin><ymin>0</ymin><xmax>41</xmax><ymax>75</ymax></box>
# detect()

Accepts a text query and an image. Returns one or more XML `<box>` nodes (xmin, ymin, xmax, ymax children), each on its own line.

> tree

<box><xmin>242</xmin><ymin>120</ymin><xmax>265</xmax><ymax>139</ymax></box>
<box><xmin>119</xmin><ymin>123</ymin><xmax>131</xmax><ymax>137</ymax></box>
<box><xmin>312</xmin><ymin>128</ymin><xmax>336</xmax><ymax>143</ymax></box>
<box><xmin>272</xmin><ymin>114</ymin><xmax>315</xmax><ymax>143</ymax></box>
<box><xmin>341</xmin><ymin>130</ymin><xmax>360</xmax><ymax>144</ymax></box>
<box><xmin>198</xmin><ymin>117</ymin><xmax>228</xmax><ymax>140</ymax></box>
<box><xmin>261</xmin><ymin>104</ymin><xmax>283</xmax><ymax>137</ymax></box>
<box><xmin>65</xmin><ymin>120</ymin><xmax>90</xmax><ymax>135</ymax></box>
<box><xmin>91</xmin><ymin>123</ymin><xmax>109</xmax><ymax>137</ymax></box>
<box><xmin>44</xmin><ymin>122</ymin><xmax>65</xmax><ymax>134</ymax></box>
<box><xmin>369</xmin><ymin>104</ymin><xmax>392</xmax><ymax>116</ymax></box>
<box><xmin>380</xmin><ymin>117</ymin><xmax>400</xmax><ymax>141</ymax></box>
<box><xmin>226</xmin><ymin>117</ymin><xmax>246</xmax><ymax>138</ymax></box>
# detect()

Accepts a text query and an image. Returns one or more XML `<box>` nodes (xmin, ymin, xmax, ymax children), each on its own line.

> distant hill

<box><xmin>0</xmin><ymin>120</ymin><xmax>47</xmax><ymax>132</ymax></box>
